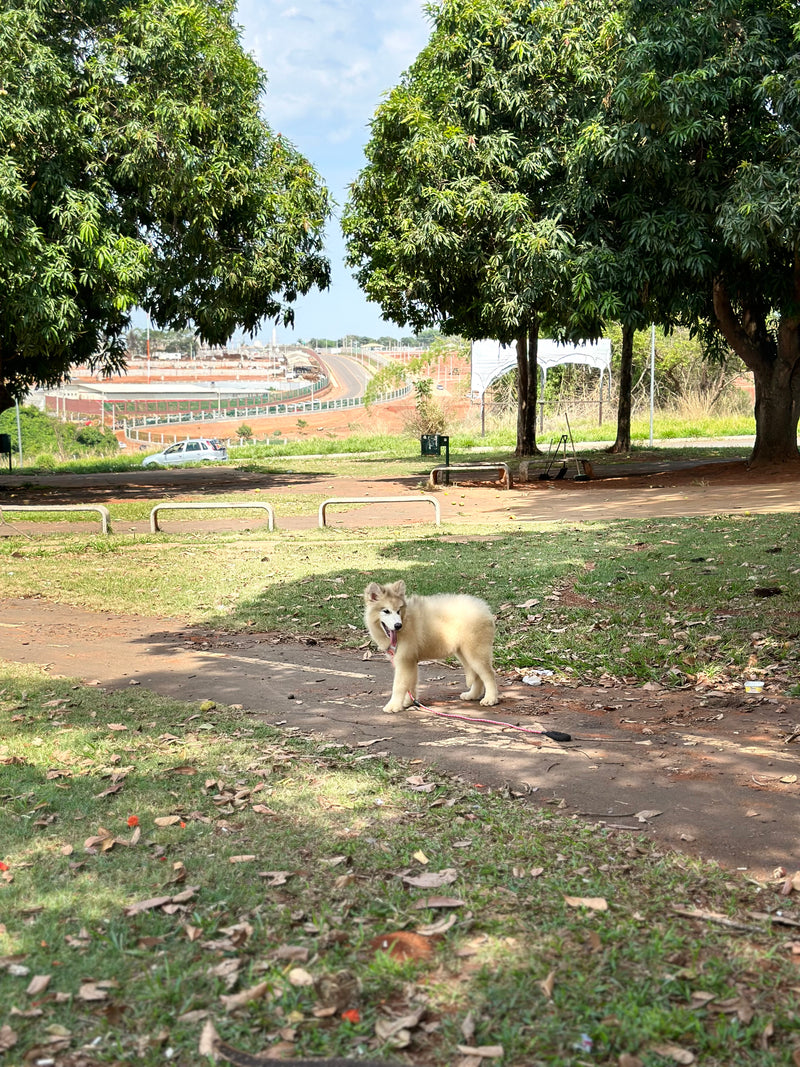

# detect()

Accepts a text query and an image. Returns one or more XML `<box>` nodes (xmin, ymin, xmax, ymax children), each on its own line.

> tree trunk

<box><xmin>607</xmin><ymin>322</ymin><xmax>633</xmax><ymax>454</ymax></box>
<box><xmin>713</xmin><ymin>279</ymin><xmax>800</xmax><ymax>467</ymax></box>
<box><xmin>750</xmin><ymin>354</ymin><xmax>800</xmax><ymax>465</ymax></box>
<box><xmin>515</xmin><ymin>317</ymin><xmax>540</xmax><ymax>457</ymax></box>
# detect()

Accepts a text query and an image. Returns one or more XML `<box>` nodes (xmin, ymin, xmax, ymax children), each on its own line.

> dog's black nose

<box><xmin>394</xmin><ymin>621</ymin><xmax>402</xmax><ymax>630</ymax></box>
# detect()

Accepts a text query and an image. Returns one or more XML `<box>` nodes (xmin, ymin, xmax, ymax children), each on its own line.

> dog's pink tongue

<box><xmin>389</xmin><ymin>629</ymin><xmax>398</xmax><ymax>652</ymax></box>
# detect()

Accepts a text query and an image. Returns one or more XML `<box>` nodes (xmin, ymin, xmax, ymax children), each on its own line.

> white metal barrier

<box><xmin>150</xmin><ymin>501</ymin><xmax>276</xmax><ymax>532</ymax></box>
<box><xmin>318</xmin><ymin>496</ymin><xmax>441</xmax><ymax>528</ymax></box>
<box><xmin>0</xmin><ymin>504</ymin><xmax>111</xmax><ymax>534</ymax></box>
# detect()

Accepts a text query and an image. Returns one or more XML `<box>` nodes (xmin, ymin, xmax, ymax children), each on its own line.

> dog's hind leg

<box><xmin>458</xmin><ymin>659</ymin><xmax>484</xmax><ymax>701</ymax></box>
<box><xmin>459</xmin><ymin>648</ymin><xmax>498</xmax><ymax>706</ymax></box>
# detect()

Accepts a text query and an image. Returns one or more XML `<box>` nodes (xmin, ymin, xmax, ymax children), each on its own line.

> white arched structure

<box><xmin>470</xmin><ymin>337</ymin><xmax>613</xmax><ymax>398</ymax></box>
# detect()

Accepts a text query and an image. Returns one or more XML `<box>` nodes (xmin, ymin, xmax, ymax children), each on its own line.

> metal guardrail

<box><xmin>149</xmin><ymin>501</ymin><xmax>276</xmax><ymax>533</ymax></box>
<box><xmin>123</xmin><ymin>383</ymin><xmax>411</xmax><ymax>438</ymax></box>
<box><xmin>318</xmin><ymin>496</ymin><xmax>441</xmax><ymax>528</ymax></box>
<box><xmin>0</xmin><ymin>504</ymin><xmax>111</xmax><ymax>534</ymax></box>
<box><xmin>428</xmin><ymin>463</ymin><xmax>512</xmax><ymax>489</ymax></box>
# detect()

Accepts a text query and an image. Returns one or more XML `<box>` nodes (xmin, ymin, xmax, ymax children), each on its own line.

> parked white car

<box><xmin>141</xmin><ymin>438</ymin><xmax>228</xmax><ymax>467</ymax></box>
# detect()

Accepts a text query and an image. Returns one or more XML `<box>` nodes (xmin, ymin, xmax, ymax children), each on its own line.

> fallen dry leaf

<box><xmin>124</xmin><ymin>887</ymin><xmax>198</xmax><ymax>917</ymax></box>
<box><xmin>78</xmin><ymin>982</ymin><xmax>113</xmax><ymax>1001</ymax></box>
<box><xmin>375</xmin><ymin>1006</ymin><xmax>426</xmax><ymax>1047</ymax></box>
<box><xmin>198</xmin><ymin>1018</ymin><xmax>219</xmax><ymax>1058</ymax></box>
<box><xmin>94</xmin><ymin>783</ymin><xmax>124</xmax><ymax>798</ymax></box>
<box><xmin>258</xmin><ymin>870</ymin><xmax>292</xmax><ymax>886</ymax></box>
<box><xmin>405</xmin><ymin>774</ymin><xmax>437</xmax><ymax>792</ymax></box>
<box><xmin>219</xmin><ymin>981</ymin><xmax>270</xmax><ymax>1011</ymax></box>
<box><xmin>271</xmin><ymin>945</ymin><xmax>309</xmax><ymax>963</ymax></box>
<box><xmin>417</xmin><ymin>913</ymin><xmax>457</xmax><ymax>936</ymax></box>
<box><xmin>634</xmin><ymin>809</ymin><xmax>663</xmax><ymax>822</ymax></box>
<box><xmin>0</xmin><ymin>1025</ymin><xmax>17</xmax><ymax>1052</ymax></box>
<box><xmin>287</xmin><ymin>967</ymin><xmax>314</xmax><ymax>987</ymax></box>
<box><xmin>125</xmin><ymin>895</ymin><xmax>171</xmax><ymax>915</ymax></box>
<box><xmin>218</xmin><ymin>923</ymin><xmax>253</xmax><ymax>948</ymax></box>
<box><xmin>413</xmin><ymin>895</ymin><xmax>464</xmax><ymax>909</ymax></box>
<box><xmin>564</xmin><ymin>895</ymin><xmax>608</xmax><ymax>912</ymax></box>
<box><xmin>26</xmin><ymin>974</ymin><xmax>51</xmax><ymax>996</ymax></box>
<box><xmin>651</xmin><ymin>1044</ymin><xmax>695</xmax><ymax>1064</ymax></box>
<box><xmin>84</xmin><ymin>827</ymin><xmax>116</xmax><ymax>853</ymax></box>
<box><xmin>539</xmin><ymin>970</ymin><xmax>556</xmax><ymax>999</ymax></box>
<box><xmin>456</xmin><ymin>1044</ymin><xmax>504</xmax><ymax>1058</ymax></box>
<box><xmin>207</xmin><ymin>960</ymin><xmax>241</xmax><ymax>986</ymax></box>
<box><xmin>402</xmin><ymin>868</ymin><xmax>458</xmax><ymax>889</ymax></box>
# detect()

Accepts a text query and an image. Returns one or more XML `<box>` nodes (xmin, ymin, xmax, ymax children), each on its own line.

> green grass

<box><xmin>0</xmin><ymin>409</ymin><xmax>757</xmax><ymax>476</ymax></box>
<box><xmin>2</xmin><ymin>432</ymin><xmax>799</xmax><ymax>1065</ymax></box>
<box><xmin>2</xmin><ymin>664</ymin><xmax>799</xmax><ymax>1066</ymax></box>
<box><xmin>1</xmin><ymin>512</ymin><xmax>797</xmax><ymax>689</ymax></box>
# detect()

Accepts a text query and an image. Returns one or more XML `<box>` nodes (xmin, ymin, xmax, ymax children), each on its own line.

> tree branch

<box><xmin>711</xmin><ymin>278</ymin><xmax>766</xmax><ymax>372</ymax></box>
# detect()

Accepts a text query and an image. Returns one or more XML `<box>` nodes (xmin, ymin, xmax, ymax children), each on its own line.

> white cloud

<box><xmin>239</xmin><ymin>0</ymin><xmax>428</xmax><ymax>140</ymax></box>
<box><xmin>232</xmin><ymin>0</ymin><xmax>431</xmax><ymax>338</ymax></box>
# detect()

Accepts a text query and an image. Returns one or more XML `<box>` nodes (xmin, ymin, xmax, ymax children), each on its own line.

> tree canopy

<box><xmin>343</xmin><ymin>0</ymin><xmax>636</xmax><ymax>454</ymax></box>
<box><xmin>592</xmin><ymin>0</ymin><xmax>800</xmax><ymax>464</ymax></box>
<box><xmin>0</xmin><ymin>0</ymin><xmax>331</xmax><ymax>413</ymax></box>
<box><xmin>346</xmin><ymin>0</ymin><xmax>800</xmax><ymax>465</ymax></box>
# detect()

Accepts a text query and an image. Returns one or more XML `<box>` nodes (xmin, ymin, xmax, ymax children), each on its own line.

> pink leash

<box><xmin>410</xmin><ymin>699</ymin><xmax>572</xmax><ymax>742</ymax></box>
<box><xmin>383</xmin><ymin>646</ymin><xmax>573</xmax><ymax>742</ymax></box>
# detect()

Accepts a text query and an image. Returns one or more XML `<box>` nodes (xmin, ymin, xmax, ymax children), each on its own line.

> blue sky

<box><xmin>236</xmin><ymin>0</ymin><xmax>433</xmax><ymax>344</ymax></box>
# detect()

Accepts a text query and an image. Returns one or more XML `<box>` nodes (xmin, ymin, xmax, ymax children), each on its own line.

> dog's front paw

<box><xmin>479</xmin><ymin>695</ymin><xmax>499</xmax><ymax>707</ymax></box>
<box><xmin>383</xmin><ymin>701</ymin><xmax>405</xmax><ymax>714</ymax></box>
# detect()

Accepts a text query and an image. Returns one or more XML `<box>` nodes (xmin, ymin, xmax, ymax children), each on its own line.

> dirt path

<box><xmin>2</xmin><ymin>457</ymin><xmax>800</xmax><ymax>881</ymax></box>
<box><xmin>3</xmin><ymin>594</ymin><xmax>799</xmax><ymax>883</ymax></box>
<box><xmin>3</xmin><ymin>453</ymin><xmax>800</xmax><ymax>534</ymax></box>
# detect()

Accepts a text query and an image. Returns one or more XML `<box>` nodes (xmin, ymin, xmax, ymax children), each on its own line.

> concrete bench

<box><xmin>319</xmin><ymin>495</ymin><xmax>441</xmax><ymax>527</ymax></box>
<box><xmin>428</xmin><ymin>463</ymin><xmax>512</xmax><ymax>489</ymax></box>
<box><xmin>149</xmin><ymin>501</ymin><xmax>275</xmax><ymax>532</ymax></box>
<box><xmin>0</xmin><ymin>504</ymin><xmax>111</xmax><ymax>534</ymax></box>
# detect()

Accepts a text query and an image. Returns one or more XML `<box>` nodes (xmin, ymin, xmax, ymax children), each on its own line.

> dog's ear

<box><xmin>391</xmin><ymin>580</ymin><xmax>406</xmax><ymax>597</ymax></box>
<box><xmin>365</xmin><ymin>582</ymin><xmax>382</xmax><ymax>602</ymax></box>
